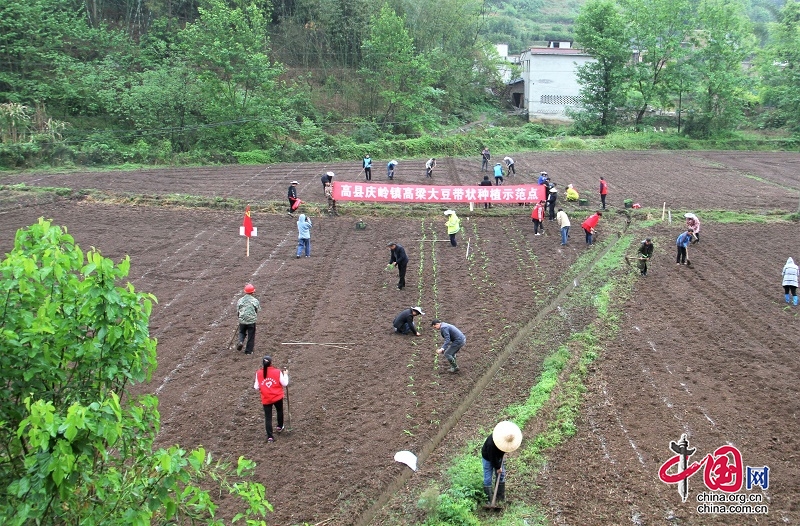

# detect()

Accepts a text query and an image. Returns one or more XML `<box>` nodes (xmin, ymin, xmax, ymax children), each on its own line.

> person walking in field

<box><xmin>637</xmin><ymin>238</ymin><xmax>654</xmax><ymax>276</ymax></box>
<box><xmin>493</xmin><ymin>163</ymin><xmax>504</xmax><ymax>185</ymax></box>
<box><xmin>481</xmin><ymin>421</ymin><xmax>522</xmax><ymax>506</ymax></box>
<box><xmin>287</xmin><ymin>180</ymin><xmax>300</xmax><ymax>215</ymax></box>
<box><xmin>393</xmin><ymin>306</ymin><xmax>424</xmax><ymax>335</ymax></box>
<box><xmin>676</xmin><ymin>229</ymin><xmax>693</xmax><ymax>265</ymax></box>
<box><xmin>556</xmin><ymin>208</ymin><xmax>570</xmax><ymax>246</ymax></box>
<box><xmin>425</xmin><ymin>157</ymin><xmax>437</xmax><ymax>178</ymax></box>
<box><xmin>387</xmin><ymin>242</ymin><xmax>409</xmax><ymax>290</ymax></box>
<box><xmin>531</xmin><ymin>200</ymin><xmax>545</xmax><ymax>235</ymax></box>
<box><xmin>254</xmin><ymin>355</ymin><xmax>289</xmax><ymax>443</ymax></box>
<box><xmin>296</xmin><ymin>213</ymin><xmax>312</xmax><ymax>258</ymax></box>
<box><xmin>481</xmin><ymin>147</ymin><xmax>491</xmax><ymax>171</ymax></box>
<box><xmin>503</xmin><ymin>156</ymin><xmax>515</xmax><ymax>176</ymax></box>
<box><xmin>363</xmin><ymin>154</ymin><xmax>372</xmax><ymax>181</ymax></box>
<box><xmin>444</xmin><ymin>210</ymin><xmax>461</xmax><ymax>247</ymax></box>
<box><xmin>599</xmin><ymin>177</ymin><xmax>608</xmax><ymax>210</ymax></box>
<box><xmin>581</xmin><ymin>211</ymin><xmax>602</xmax><ymax>245</ymax></box>
<box><xmin>782</xmin><ymin>257</ymin><xmax>799</xmax><ymax>305</ymax></box>
<box><xmin>685</xmin><ymin>213</ymin><xmax>701</xmax><ymax>243</ymax></box>
<box><xmin>236</xmin><ymin>283</ymin><xmax>260</xmax><ymax>355</ymax></box>
<box><xmin>432</xmin><ymin>319</ymin><xmax>466</xmax><ymax>373</ymax></box>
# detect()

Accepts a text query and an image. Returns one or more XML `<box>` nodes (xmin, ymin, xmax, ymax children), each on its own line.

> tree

<box><xmin>573</xmin><ymin>0</ymin><xmax>631</xmax><ymax>133</ymax></box>
<box><xmin>619</xmin><ymin>0</ymin><xmax>695</xmax><ymax>129</ymax></box>
<box><xmin>758</xmin><ymin>0</ymin><xmax>800</xmax><ymax>132</ymax></box>
<box><xmin>685</xmin><ymin>0</ymin><xmax>755</xmax><ymax>137</ymax></box>
<box><xmin>0</xmin><ymin>219</ymin><xmax>270</xmax><ymax>525</ymax></box>
<box><xmin>360</xmin><ymin>4</ymin><xmax>440</xmax><ymax>133</ymax></box>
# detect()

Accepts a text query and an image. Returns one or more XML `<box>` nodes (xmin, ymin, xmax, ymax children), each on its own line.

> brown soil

<box><xmin>1</xmin><ymin>150</ymin><xmax>799</xmax><ymax>525</ymax></box>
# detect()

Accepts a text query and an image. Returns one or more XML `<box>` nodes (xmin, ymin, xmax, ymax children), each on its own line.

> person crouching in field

<box><xmin>254</xmin><ymin>356</ymin><xmax>289</xmax><ymax>443</ymax></box>
<box><xmin>782</xmin><ymin>257</ymin><xmax>799</xmax><ymax>305</ymax></box>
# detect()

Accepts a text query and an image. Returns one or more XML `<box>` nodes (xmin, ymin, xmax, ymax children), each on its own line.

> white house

<box><xmin>518</xmin><ymin>43</ymin><xmax>596</xmax><ymax>122</ymax></box>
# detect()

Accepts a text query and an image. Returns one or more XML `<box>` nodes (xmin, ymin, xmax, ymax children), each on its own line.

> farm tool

<box><xmin>283</xmin><ymin>381</ymin><xmax>292</xmax><ymax>433</ymax></box>
<box><xmin>484</xmin><ymin>474</ymin><xmax>503</xmax><ymax>511</ymax></box>
<box><xmin>226</xmin><ymin>326</ymin><xmax>238</xmax><ymax>351</ymax></box>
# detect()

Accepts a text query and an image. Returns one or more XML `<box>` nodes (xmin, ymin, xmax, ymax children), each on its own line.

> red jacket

<box><xmin>581</xmin><ymin>213</ymin><xmax>601</xmax><ymax>231</ymax></box>
<box><xmin>531</xmin><ymin>204</ymin><xmax>545</xmax><ymax>222</ymax></box>
<box><xmin>599</xmin><ymin>179</ymin><xmax>608</xmax><ymax>195</ymax></box>
<box><xmin>255</xmin><ymin>367</ymin><xmax>285</xmax><ymax>405</ymax></box>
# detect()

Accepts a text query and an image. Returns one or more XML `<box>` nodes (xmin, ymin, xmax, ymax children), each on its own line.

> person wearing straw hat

<box><xmin>253</xmin><ymin>355</ymin><xmax>289</xmax><ymax>443</ymax></box>
<box><xmin>320</xmin><ymin>171</ymin><xmax>334</xmax><ymax>190</ymax></box>
<box><xmin>444</xmin><ymin>210</ymin><xmax>461</xmax><ymax>247</ymax></box>
<box><xmin>287</xmin><ymin>180</ymin><xmax>300</xmax><ymax>215</ymax></box>
<box><xmin>481</xmin><ymin>420</ymin><xmax>522</xmax><ymax>505</ymax></box>
<box><xmin>393</xmin><ymin>306</ymin><xmax>424</xmax><ymax>336</ymax></box>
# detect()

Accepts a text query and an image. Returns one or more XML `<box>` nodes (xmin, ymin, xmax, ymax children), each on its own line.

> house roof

<box><xmin>524</xmin><ymin>47</ymin><xmax>590</xmax><ymax>56</ymax></box>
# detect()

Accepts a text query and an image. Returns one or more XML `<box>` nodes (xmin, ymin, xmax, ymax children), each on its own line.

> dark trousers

<box><xmin>238</xmin><ymin>323</ymin><xmax>256</xmax><ymax>354</ymax></box>
<box><xmin>533</xmin><ymin>220</ymin><xmax>543</xmax><ymax>234</ymax></box>
<box><xmin>548</xmin><ymin>202</ymin><xmax>556</xmax><ymax>220</ymax></box>
<box><xmin>507</xmin><ymin>164</ymin><xmax>515</xmax><ymax>175</ymax></box>
<box><xmin>262</xmin><ymin>399</ymin><xmax>284</xmax><ymax>438</ymax></box>
<box><xmin>364</xmin><ymin>167</ymin><xmax>371</xmax><ymax>180</ymax></box>
<box><xmin>449</xmin><ymin>233</ymin><xmax>457</xmax><ymax>246</ymax></box>
<box><xmin>397</xmin><ymin>260</ymin><xmax>407</xmax><ymax>289</ymax></box>
<box><xmin>677</xmin><ymin>247</ymin><xmax>688</xmax><ymax>264</ymax></box>
<box><xmin>600</xmin><ymin>194</ymin><xmax>607</xmax><ymax>209</ymax></box>
<box><xmin>495</xmin><ymin>177</ymin><xmax>503</xmax><ymax>186</ymax></box>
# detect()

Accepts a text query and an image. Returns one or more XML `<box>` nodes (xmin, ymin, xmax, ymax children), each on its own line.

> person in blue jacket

<box><xmin>432</xmin><ymin>320</ymin><xmax>466</xmax><ymax>373</ymax></box>
<box><xmin>676</xmin><ymin>229</ymin><xmax>693</xmax><ymax>265</ymax></box>
<box><xmin>363</xmin><ymin>154</ymin><xmax>372</xmax><ymax>181</ymax></box>
<box><xmin>493</xmin><ymin>163</ymin><xmax>504</xmax><ymax>186</ymax></box>
<box><xmin>296</xmin><ymin>213</ymin><xmax>312</xmax><ymax>258</ymax></box>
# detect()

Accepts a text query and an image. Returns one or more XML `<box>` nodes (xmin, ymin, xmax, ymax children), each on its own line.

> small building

<box><xmin>519</xmin><ymin>43</ymin><xmax>596</xmax><ymax>122</ymax></box>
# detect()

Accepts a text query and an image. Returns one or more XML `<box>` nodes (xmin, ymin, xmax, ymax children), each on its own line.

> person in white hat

<box><xmin>685</xmin><ymin>213</ymin><xmax>700</xmax><ymax>243</ymax></box>
<box><xmin>321</xmin><ymin>171</ymin><xmax>334</xmax><ymax>190</ymax></box>
<box><xmin>481</xmin><ymin>420</ymin><xmax>522</xmax><ymax>504</ymax></box>
<box><xmin>393</xmin><ymin>306</ymin><xmax>424</xmax><ymax>336</ymax></box>
<box><xmin>444</xmin><ymin>210</ymin><xmax>461</xmax><ymax>247</ymax></box>
<box><xmin>387</xmin><ymin>160</ymin><xmax>398</xmax><ymax>180</ymax></box>
<box><xmin>287</xmin><ymin>180</ymin><xmax>300</xmax><ymax>215</ymax></box>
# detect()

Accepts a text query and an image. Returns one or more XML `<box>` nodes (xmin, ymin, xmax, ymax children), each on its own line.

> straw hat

<box><xmin>444</xmin><ymin>210</ymin><xmax>455</xmax><ymax>215</ymax></box>
<box><xmin>492</xmin><ymin>421</ymin><xmax>522</xmax><ymax>452</ymax></box>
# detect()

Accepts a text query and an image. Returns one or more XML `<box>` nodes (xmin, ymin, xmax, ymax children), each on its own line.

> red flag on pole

<box><xmin>243</xmin><ymin>206</ymin><xmax>253</xmax><ymax>237</ymax></box>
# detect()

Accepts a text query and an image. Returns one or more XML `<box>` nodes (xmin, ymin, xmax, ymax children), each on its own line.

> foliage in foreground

<box><xmin>0</xmin><ymin>219</ymin><xmax>270</xmax><ymax>524</ymax></box>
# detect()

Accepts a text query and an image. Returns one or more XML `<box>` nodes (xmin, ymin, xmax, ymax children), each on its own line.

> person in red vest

<box><xmin>599</xmin><ymin>177</ymin><xmax>608</xmax><ymax>210</ymax></box>
<box><xmin>581</xmin><ymin>211</ymin><xmax>603</xmax><ymax>245</ymax></box>
<box><xmin>254</xmin><ymin>355</ymin><xmax>289</xmax><ymax>443</ymax></box>
<box><xmin>530</xmin><ymin>200</ymin><xmax>546</xmax><ymax>236</ymax></box>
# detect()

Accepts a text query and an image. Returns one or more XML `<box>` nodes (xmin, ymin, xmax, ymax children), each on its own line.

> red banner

<box><xmin>332</xmin><ymin>182</ymin><xmax>545</xmax><ymax>204</ymax></box>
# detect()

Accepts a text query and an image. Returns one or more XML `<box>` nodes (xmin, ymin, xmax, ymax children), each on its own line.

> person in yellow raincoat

<box><xmin>565</xmin><ymin>184</ymin><xmax>580</xmax><ymax>202</ymax></box>
<box><xmin>444</xmin><ymin>210</ymin><xmax>461</xmax><ymax>247</ymax></box>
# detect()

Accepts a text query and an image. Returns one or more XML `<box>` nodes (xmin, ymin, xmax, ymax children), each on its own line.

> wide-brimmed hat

<box><xmin>492</xmin><ymin>421</ymin><xmax>522</xmax><ymax>452</ymax></box>
<box><xmin>326</xmin><ymin>171</ymin><xmax>335</xmax><ymax>177</ymax></box>
<box><xmin>411</xmin><ymin>306</ymin><xmax>424</xmax><ymax>315</ymax></box>
<box><xmin>444</xmin><ymin>210</ymin><xmax>455</xmax><ymax>215</ymax></box>
<box><xmin>291</xmin><ymin>180</ymin><xmax>299</xmax><ymax>185</ymax></box>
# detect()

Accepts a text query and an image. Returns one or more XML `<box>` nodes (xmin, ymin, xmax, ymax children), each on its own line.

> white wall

<box><xmin>520</xmin><ymin>51</ymin><xmax>595</xmax><ymax>121</ymax></box>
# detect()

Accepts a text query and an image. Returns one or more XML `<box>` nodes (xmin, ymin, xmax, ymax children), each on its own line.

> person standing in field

<box><xmin>581</xmin><ymin>211</ymin><xmax>602</xmax><ymax>245</ymax></box>
<box><xmin>676</xmin><ymin>229</ymin><xmax>693</xmax><ymax>265</ymax></box>
<box><xmin>493</xmin><ymin>163</ymin><xmax>504</xmax><ymax>185</ymax></box>
<box><xmin>432</xmin><ymin>319</ymin><xmax>466</xmax><ymax>373</ymax></box>
<box><xmin>481</xmin><ymin>147</ymin><xmax>491</xmax><ymax>171</ymax></box>
<box><xmin>236</xmin><ymin>283</ymin><xmax>260</xmax><ymax>355</ymax></box>
<box><xmin>599</xmin><ymin>177</ymin><xmax>608</xmax><ymax>210</ymax></box>
<box><xmin>782</xmin><ymin>257</ymin><xmax>799</xmax><ymax>305</ymax></box>
<box><xmin>324</xmin><ymin>182</ymin><xmax>337</xmax><ymax>216</ymax></box>
<box><xmin>637</xmin><ymin>238</ymin><xmax>654</xmax><ymax>276</ymax></box>
<box><xmin>556</xmin><ymin>208</ymin><xmax>570</xmax><ymax>246</ymax></box>
<box><xmin>425</xmin><ymin>157</ymin><xmax>437</xmax><ymax>178</ymax></box>
<box><xmin>444</xmin><ymin>210</ymin><xmax>461</xmax><ymax>247</ymax></box>
<box><xmin>296</xmin><ymin>213</ymin><xmax>312</xmax><ymax>258</ymax></box>
<box><xmin>531</xmin><ymin>200</ymin><xmax>545</xmax><ymax>236</ymax></box>
<box><xmin>503</xmin><ymin>156</ymin><xmax>515</xmax><ymax>176</ymax></box>
<box><xmin>547</xmin><ymin>184</ymin><xmax>558</xmax><ymax>220</ymax></box>
<box><xmin>387</xmin><ymin>242</ymin><xmax>409</xmax><ymax>290</ymax></box>
<box><xmin>479</xmin><ymin>175</ymin><xmax>493</xmax><ymax>209</ymax></box>
<box><xmin>287</xmin><ymin>180</ymin><xmax>300</xmax><ymax>215</ymax></box>
<box><xmin>363</xmin><ymin>154</ymin><xmax>372</xmax><ymax>181</ymax></box>
<box><xmin>254</xmin><ymin>355</ymin><xmax>289</xmax><ymax>443</ymax></box>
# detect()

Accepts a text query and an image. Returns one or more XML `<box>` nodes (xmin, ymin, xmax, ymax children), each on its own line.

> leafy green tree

<box><xmin>573</xmin><ymin>0</ymin><xmax>631</xmax><ymax>133</ymax></box>
<box><xmin>619</xmin><ymin>0</ymin><xmax>695</xmax><ymax>128</ymax></box>
<box><xmin>685</xmin><ymin>0</ymin><xmax>755</xmax><ymax>137</ymax></box>
<box><xmin>360</xmin><ymin>4</ymin><xmax>440</xmax><ymax>133</ymax></box>
<box><xmin>759</xmin><ymin>0</ymin><xmax>800</xmax><ymax>132</ymax></box>
<box><xmin>0</xmin><ymin>219</ymin><xmax>270</xmax><ymax>525</ymax></box>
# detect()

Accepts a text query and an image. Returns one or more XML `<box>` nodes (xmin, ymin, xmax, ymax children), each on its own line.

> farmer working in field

<box><xmin>236</xmin><ymin>283</ymin><xmax>260</xmax><ymax>355</ymax></box>
<box><xmin>481</xmin><ymin>421</ymin><xmax>522</xmax><ymax>506</ymax></box>
<box><xmin>387</xmin><ymin>242</ymin><xmax>409</xmax><ymax>290</ymax></box>
<box><xmin>393</xmin><ymin>306</ymin><xmax>424</xmax><ymax>336</ymax></box>
<box><xmin>581</xmin><ymin>211</ymin><xmax>602</xmax><ymax>245</ymax></box>
<box><xmin>432</xmin><ymin>319</ymin><xmax>466</xmax><ymax>373</ymax></box>
<box><xmin>444</xmin><ymin>210</ymin><xmax>461</xmax><ymax>247</ymax></box>
<box><xmin>637</xmin><ymin>238</ymin><xmax>654</xmax><ymax>276</ymax></box>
